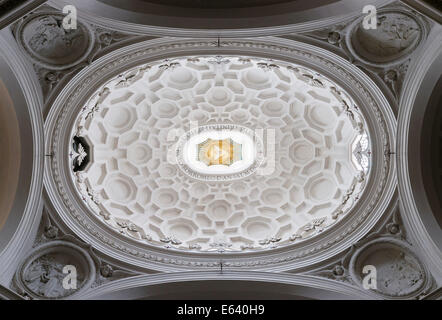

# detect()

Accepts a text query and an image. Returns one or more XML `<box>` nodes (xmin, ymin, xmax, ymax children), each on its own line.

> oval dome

<box><xmin>67</xmin><ymin>55</ymin><xmax>370</xmax><ymax>252</ymax></box>
<box><xmin>44</xmin><ymin>38</ymin><xmax>395</xmax><ymax>271</ymax></box>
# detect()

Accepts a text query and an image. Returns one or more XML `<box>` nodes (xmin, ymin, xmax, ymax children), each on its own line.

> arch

<box><xmin>81</xmin><ymin>271</ymin><xmax>378</xmax><ymax>300</ymax></box>
<box><xmin>48</xmin><ymin>0</ymin><xmax>392</xmax><ymax>37</ymax></box>
<box><xmin>398</xmin><ymin>26</ymin><xmax>442</xmax><ymax>281</ymax></box>
<box><xmin>0</xmin><ymin>30</ymin><xmax>44</xmax><ymax>285</ymax></box>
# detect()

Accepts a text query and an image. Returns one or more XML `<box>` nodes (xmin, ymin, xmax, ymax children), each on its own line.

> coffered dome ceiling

<box><xmin>44</xmin><ymin>38</ymin><xmax>395</xmax><ymax>270</ymax></box>
<box><xmin>2</xmin><ymin>0</ymin><xmax>441</xmax><ymax>301</ymax></box>
<box><xmin>68</xmin><ymin>56</ymin><xmax>371</xmax><ymax>252</ymax></box>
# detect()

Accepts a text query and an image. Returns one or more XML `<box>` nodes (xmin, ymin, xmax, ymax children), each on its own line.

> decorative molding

<box><xmin>92</xmin><ymin>262</ymin><xmax>137</xmax><ymax>290</ymax></box>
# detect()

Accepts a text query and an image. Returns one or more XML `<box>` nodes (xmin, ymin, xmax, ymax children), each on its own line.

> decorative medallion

<box><xmin>16</xmin><ymin>241</ymin><xmax>96</xmax><ymax>299</ymax></box>
<box><xmin>349</xmin><ymin>239</ymin><xmax>430</xmax><ymax>298</ymax></box>
<box><xmin>345</xmin><ymin>9</ymin><xmax>425</xmax><ymax>67</ymax></box>
<box><xmin>15</xmin><ymin>12</ymin><xmax>94</xmax><ymax>70</ymax></box>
